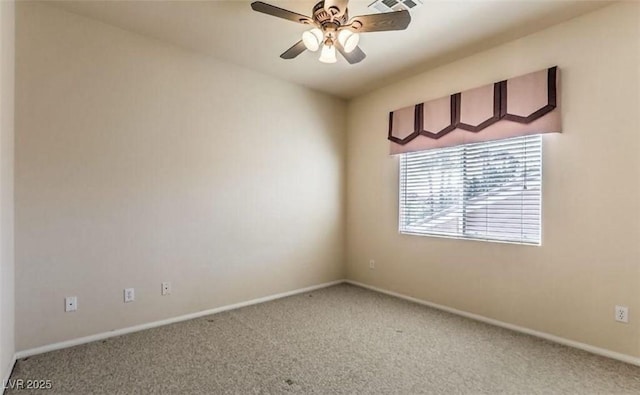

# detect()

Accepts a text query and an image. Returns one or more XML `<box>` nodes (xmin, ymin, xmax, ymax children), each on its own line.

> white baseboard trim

<box><xmin>345</xmin><ymin>280</ymin><xmax>640</xmax><ymax>367</ymax></box>
<box><xmin>15</xmin><ymin>279</ymin><xmax>640</xmax><ymax>368</ymax></box>
<box><xmin>2</xmin><ymin>354</ymin><xmax>17</xmax><ymax>395</ymax></box>
<box><xmin>15</xmin><ymin>279</ymin><xmax>344</xmax><ymax>360</ymax></box>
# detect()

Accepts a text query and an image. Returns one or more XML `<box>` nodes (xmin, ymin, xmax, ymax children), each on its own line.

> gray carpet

<box><xmin>7</xmin><ymin>284</ymin><xmax>640</xmax><ymax>394</ymax></box>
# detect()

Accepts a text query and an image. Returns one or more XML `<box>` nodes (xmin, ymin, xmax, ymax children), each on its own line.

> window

<box><xmin>399</xmin><ymin>135</ymin><xmax>542</xmax><ymax>245</ymax></box>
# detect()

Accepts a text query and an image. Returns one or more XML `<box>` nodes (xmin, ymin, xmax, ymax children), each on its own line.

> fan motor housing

<box><xmin>313</xmin><ymin>1</ymin><xmax>349</xmax><ymax>27</ymax></box>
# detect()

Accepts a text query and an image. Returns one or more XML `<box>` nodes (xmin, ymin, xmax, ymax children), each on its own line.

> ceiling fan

<box><xmin>250</xmin><ymin>0</ymin><xmax>411</xmax><ymax>64</ymax></box>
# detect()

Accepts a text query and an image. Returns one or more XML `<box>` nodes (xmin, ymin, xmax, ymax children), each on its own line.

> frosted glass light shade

<box><xmin>302</xmin><ymin>28</ymin><xmax>324</xmax><ymax>52</ymax></box>
<box><xmin>338</xmin><ymin>30</ymin><xmax>360</xmax><ymax>53</ymax></box>
<box><xmin>319</xmin><ymin>44</ymin><xmax>337</xmax><ymax>63</ymax></box>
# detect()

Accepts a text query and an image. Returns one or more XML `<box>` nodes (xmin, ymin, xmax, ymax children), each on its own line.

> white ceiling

<box><xmin>49</xmin><ymin>0</ymin><xmax>611</xmax><ymax>99</ymax></box>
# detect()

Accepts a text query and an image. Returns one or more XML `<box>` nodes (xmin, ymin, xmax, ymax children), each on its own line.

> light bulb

<box><xmin>337</xmin><ymin>30</ymin><xmax>360</xmax><ymax>53</ymax></box>
<box><xmin>319</xmin><ymin>44</ymin><xmax>337</xmax><ymax>64</ymax></box>
<box><xmin>302</xmin><ymin>28</ymin><xmax>324</xmax><ymax>52</ymax></box>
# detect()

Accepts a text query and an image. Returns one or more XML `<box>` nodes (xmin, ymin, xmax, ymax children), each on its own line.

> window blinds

<box><xmin>399</xmin><ymin>135</ymin><xmax>542</xmax><ymax>245</ymax></box>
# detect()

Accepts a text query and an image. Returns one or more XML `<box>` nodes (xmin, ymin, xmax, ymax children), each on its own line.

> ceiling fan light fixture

<box><xmin>338</xmin><ymin>30</ymin><xmax>360</xmax><ymax>53</ymax></box>
<box><xmin>302</xmin><ymin>28</ymin><xmax>324</xmax><ymax>51</ymax></box>
<box><xmin>251</xmin><ymin>1</ymin><xmax>411</xmax><ymax>65</ymax></box>
<box><xmin>319</xmin><ymin>44</ymin><xmax>337</xmax><ymax>64</ymax></box>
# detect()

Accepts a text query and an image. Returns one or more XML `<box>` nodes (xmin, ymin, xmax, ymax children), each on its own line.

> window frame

<box><xmin>398</xmin><ymin>135</ymin><xmax>543</xmax><ymax>246</ymax></box>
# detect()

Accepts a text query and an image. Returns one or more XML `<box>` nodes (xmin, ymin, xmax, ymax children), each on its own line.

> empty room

<box><xmin>1</xmin><ymin>0</ymin><xmax>640</xmax><ymax>393</ymax></box>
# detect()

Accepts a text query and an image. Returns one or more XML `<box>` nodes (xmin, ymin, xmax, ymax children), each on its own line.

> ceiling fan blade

<box><xmin>336</xmin><ymin>43</ymin><xmax>366</xmax><ymax>65</ymax></box>
<box><xmin>348</xmin><ymin>10</ymin><xmax>411</xmax><ymax>33</ymax></box>
<box><xmin>251</xmin><ymin>1</ymin><xmax>313</xmax><ymax>25</ymax></box>
<box><xmin>324</xmin><ymin>0</ymin><xmax>349</xmax><ymax>18</ymax></box>
<box><xmin>280</xmin><ymin>40</ymin><xmax>307</xmax><ymax>59</ymax></box>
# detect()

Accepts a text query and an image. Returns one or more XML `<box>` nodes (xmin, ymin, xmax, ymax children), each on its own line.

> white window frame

<box><xmin>398</xmin><ymin>135</ymin><xmax>543</xmax><ymax>246</ymax></box>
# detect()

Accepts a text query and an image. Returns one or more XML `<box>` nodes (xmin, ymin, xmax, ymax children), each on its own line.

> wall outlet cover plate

<box><xmin>124</xmin><ymin>288</ymin><xmax>135</xmax><ymax>303</ymax></box>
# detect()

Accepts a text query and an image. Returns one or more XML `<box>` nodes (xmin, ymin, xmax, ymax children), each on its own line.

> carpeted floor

<box><xmin>6</xmin><ymin>284</ymin><xmax>640</xmax><ymax>394</ymax></box>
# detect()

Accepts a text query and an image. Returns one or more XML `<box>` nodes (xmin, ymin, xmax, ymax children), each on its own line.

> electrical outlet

<box><xmin>369</xmin><ymin>259</ymin><xmax>375</xmax><ymax>269</ymax></box>
<box><xmin>615</xmin><ymin>305</ymin><xmax>629</xmax><ymax>323</ymax></box>
<box><xmin>124</xmin><ymin>288</ymin><xmax>135</xmax><ymax>303</ymax></box>
<box><xmin>161</xmin><ymin>282</ymin><xmax>171</xmax><ymax>296</ymax></box>
<box><xmin>65</xmin><ymin>296</ymin><xmax>77</xmax><ymax>312</ymax></box>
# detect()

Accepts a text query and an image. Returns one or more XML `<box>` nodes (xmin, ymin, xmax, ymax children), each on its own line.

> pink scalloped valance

<box><xmin>388</xmin><ymin>67</ymin><xmax>561</xmax><ymax>154</ymax></box>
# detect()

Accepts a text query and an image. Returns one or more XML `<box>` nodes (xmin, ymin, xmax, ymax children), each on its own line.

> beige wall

<box><xmin>15</xmin><ymin>2</ymin><xmax>345</xmax><ymax>351</ymax></box>
<box><xmin>12</xmin><ymin>0</ymin><xmax>640</xmax><ymax>360</ymax></box>
<box><xmin>0</xmin><ymin>0</ymin><xmax>16</xmax><ymax>381</ymax></box>
<box><xmin>347</xmin><ymin>2</ymin><xmax>640</xmax><ymax>358</ymax></box>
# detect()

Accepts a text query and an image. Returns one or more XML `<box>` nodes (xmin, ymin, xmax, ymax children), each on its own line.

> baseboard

<box><xmin>345</xmin><ymin>280</ymin><xmax>640</xmax><ymax>367</ymax></box>
<box><xmin>2</xmin><ymin>354</ymin><xmax>17</xmax><ymax>395</ymax></box>
<box><xmin>15</xmin><ymin>278</ymin><xmax>640</xmax><ymax>368</ymax></box>
<box><xmin>15</xmin><ymin>279</ymin><xmax>345</xmax><ymax>360</ymax></box>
